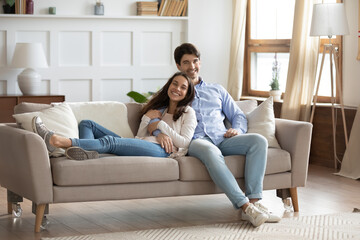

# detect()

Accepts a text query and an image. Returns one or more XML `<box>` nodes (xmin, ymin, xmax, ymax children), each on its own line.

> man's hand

<box><xmin>148</xmin><ymin>121</ymin><xmax>160</xmax><ymax>134</ymax></box>
<box><xmin>224</xmin><ymin>128</ymin><xmax>239</xmax><ymax>138</ymax></box>
<box><xmin>157</xmin><ymin>133</ymin><xmax>173</xmax><ymax>153</ymax></box>
<box><xmin>145</xmin><ymin>109</ymin><xmax>162</xmax><ymax>119</ymax></box>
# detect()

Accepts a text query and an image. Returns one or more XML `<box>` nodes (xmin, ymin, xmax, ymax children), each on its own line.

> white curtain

<box><xmin>227</xmin><ymin>0</ymin><xmax>247</xmax><ymax>100</ymax></box>
<box><xmin>280</xmin><ymin>0</ymin><xmax>321</xmax><ymax>121</ymax></box>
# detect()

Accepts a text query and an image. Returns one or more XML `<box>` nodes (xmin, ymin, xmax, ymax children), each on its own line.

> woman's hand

<box><xmin>157</xmin><ymin>133</ymin><xmax>173</xmax><ymax>153</ymax></box>
<box><xmin>145</xmin><ymin>109</ymin><xmax>162</xmax><ymax>119</ymax></box>
<box><xmin>224</xmin><ymin>128</ymin><xmax>239</xmax><ymax>138</ymax></box>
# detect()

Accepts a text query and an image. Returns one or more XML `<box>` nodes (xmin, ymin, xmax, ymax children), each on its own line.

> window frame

<box><xmin>243</xmin><ymin>0</ymin><xmax>343</xmax><ymax>103</ymax></box>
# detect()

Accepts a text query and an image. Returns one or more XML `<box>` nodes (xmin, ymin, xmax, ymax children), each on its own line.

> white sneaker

<box><xmin>254</xmin><ymin>202</ymin><xmax>282</xmax><ymax>223</ymax></box>
<box><xmin>241</xmin><ymin>203</ymin><xmax>268</xmax><ymax>227</ymax></box>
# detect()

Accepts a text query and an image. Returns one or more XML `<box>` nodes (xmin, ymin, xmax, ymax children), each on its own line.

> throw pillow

<box><xmin>246</xmin><ymin>97</ymin><xmax>280</xmax><ymax>148</ymax></box>
<box><xmin>13</xmin><ymin>103</ymin><xmax>79</xmax><ymax>157</ymax></box>
<box><xmin>236</xmin><ymin>99</ymin><xmax>258</xmax><ymax>114</ymax></box>
<box><xmin>66</xmin><ymin>101</ymin><xmax>134</xmax><ymax>138</ymax></box>
<box><xmin>14</xmin><ymin>102</ymin><xmax>52</xmax><ymax>114</ymax></box>
<box><xmin>224</xmin><ymin>99</ymin><xmax>258</xmax><ymax>129</ymax></box>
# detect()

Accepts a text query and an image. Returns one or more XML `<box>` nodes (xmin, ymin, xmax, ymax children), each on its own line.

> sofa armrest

<box><xmin>275</xmin><ymin>119</ymin><xmax>313</xmax><ymax>187</ymax></box>
<box><xmin>0</xmin><ymin>124</ymin><xmax>53</xmax><ymax>204</ymax></box>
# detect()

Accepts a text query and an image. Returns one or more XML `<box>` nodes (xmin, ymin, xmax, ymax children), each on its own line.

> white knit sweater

<box><xmin>136</xmin><ymin>106</ymin><xmax>197</xmax><ymax>157</ymax></box>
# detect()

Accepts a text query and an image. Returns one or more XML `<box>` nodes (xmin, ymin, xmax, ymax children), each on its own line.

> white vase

<box><xmin>17</xmin><ymin>68</ymin><xmax>41</xmax><ymax>95</ymax></box>
<box><xmin>269</xmin><ymin>90</ymin><xmax>282</xmax><ymax>102</ymax></box>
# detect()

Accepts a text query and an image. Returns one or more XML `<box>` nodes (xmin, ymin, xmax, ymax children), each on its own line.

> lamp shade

<box><xmin>11</xmin><ymin>43</ymin><xmax>48</xmax><ymax>68</ymax></box>
<box><xmin>310</xmin><ymin>3</ymin><xmax>349</xmax><ymax>37</ymax></box>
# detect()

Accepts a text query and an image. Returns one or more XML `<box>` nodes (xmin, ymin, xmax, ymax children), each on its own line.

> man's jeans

<box><xmin>71</xmin><ymin>120</ymin><xmax>169</xmax><ymax>157</ymax></box>
<box><xmin>188</xmin><ymin>134</ymin><xmax>267</xmax><ymax>209</ymax></box>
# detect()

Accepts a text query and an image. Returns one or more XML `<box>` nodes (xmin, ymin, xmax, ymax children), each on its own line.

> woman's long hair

<box><xmin>141</xmin><ymin>72</ymin><xmax>195</xmax><ymax>121</ymax></box>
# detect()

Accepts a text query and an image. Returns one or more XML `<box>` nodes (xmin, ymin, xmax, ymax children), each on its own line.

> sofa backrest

<box><xmin>125</xmin><ymin>102</ymin><xmax>143</xmax><ymax>136</ymax></box>
<box><xmin>14</xmin><ymin>101</ymin><xmax>137</xmax><ymax>138</ymax></box>
<box><xmin>13</xmin><ymin>99</ymin><xmax>258</xmax><ymax>138</ymax></box>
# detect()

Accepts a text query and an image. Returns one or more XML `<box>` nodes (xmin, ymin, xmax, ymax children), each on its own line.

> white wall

<box><xmin>0</xmin><ymin>0</ymin><xmax>233</xmax><ymax>102</ymax></box>
<box><xmin>188</xmin><ymin>0</ymin><xmax>232</xmax><ymax>87</ymax></box>
<box><xmin>343</xmin><ymin>0</ymin><xmax>360</xmax><ymax>107</ymax></box>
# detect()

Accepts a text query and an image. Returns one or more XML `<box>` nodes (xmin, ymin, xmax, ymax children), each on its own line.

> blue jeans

<box><xmin>71</xmin><ymin>120</ymin><xmax>169</xmax><ymax>157</ymax></box>
<box><xmin>188</xmin><ymin>133</ymin><xmax>268</xmax><ymax>209</ymax></box>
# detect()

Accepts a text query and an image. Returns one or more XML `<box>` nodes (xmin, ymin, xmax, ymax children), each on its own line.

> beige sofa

<box><xmin>0</xmin><ymin>100</ymin><xmax>313</xmax><ymax>232</ymax></box>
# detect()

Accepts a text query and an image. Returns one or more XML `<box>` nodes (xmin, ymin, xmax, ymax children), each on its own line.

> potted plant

<box><xmin>269</xmin><ymin>53</ymin><xmax>282</xmax><ymax>101</ymax></box>
<box><xmin>3</xmin><ymin>0</ymin><xmax>15</xmax><ymax>13</ymax></box>
<box><xmin>127</xmin><ymin>91</ymin><xmax>155</xmax><ymax>103</ymax></box>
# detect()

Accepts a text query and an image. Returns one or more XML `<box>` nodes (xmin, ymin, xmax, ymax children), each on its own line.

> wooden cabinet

<box><xmin>0</xmin><ymin>95</ymin><xmax>65</xmax><ymax>123</ymax></box>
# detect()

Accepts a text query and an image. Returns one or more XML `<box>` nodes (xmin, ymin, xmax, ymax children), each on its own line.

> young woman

<box><xmin>32</xmin><ymin>72</ymin><xmax>197</xmax><ymax>160</ymax></box>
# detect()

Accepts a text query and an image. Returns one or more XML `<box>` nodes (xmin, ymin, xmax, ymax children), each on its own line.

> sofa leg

<box><xmin>34</xmin><ymin>204</ymin><xmax>46</xmax><ymax>233</ymax></box>
<box><xmin>290</xmin><ymin>187</ymin><xmax>299</xmax><ymax>212</ymax></box>
<box><xmin>32</xmin><ymin>202</ymin><xmax>49</xmax><ymax>215</ymax></box>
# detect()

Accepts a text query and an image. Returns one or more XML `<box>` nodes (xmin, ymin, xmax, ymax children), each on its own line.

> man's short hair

<box><xmin>174</xmin><ymin>43</ymin><xmax>201</xmax><ymax>65</ymax></box>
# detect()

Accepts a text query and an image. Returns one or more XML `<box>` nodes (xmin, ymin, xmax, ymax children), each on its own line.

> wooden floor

<box><xmin>0</xmin><ymin>164</ymin><xmax>359</xmax><ymax>240</ymax></box>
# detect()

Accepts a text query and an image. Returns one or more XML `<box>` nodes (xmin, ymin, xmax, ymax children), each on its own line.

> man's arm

<box><xmin>220</xmin><ymin>85</ymin><xmax>247</xmax><ymax>134</ymax></box>
<box><xmin>147</xmin><ymin>107</ymin><xmax>166</xmax><ymax>136</ymax></box>
<box><xmin>149</xmin><ymin>118</ymin><xmax>161</xmax><ymax>136</ymax></box>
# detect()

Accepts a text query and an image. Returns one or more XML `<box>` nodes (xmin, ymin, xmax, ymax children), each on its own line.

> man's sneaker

<box><xmin>65</xmin><ymin>147</ymin><xmax>99</xmax><ymax>160</ymax></box>
<box><xmin>32</xmin><ymin>116</ymin><xmax>56</xmax><ymax>154</ymax></box>
<box><xmin>254</xmin><ymin>202</ymin><xmax>282</xmax><ymax>223</ymax></box>
<box><xmin>241</xmin><ymin>203</ymin><xmax>268</xmax><ymax>227</ymax></box>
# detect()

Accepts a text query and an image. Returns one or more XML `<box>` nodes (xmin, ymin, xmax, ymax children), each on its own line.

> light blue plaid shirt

<box><xmin>192</xmin><ymin>78</ymin><xmax>247</xmax><ymax>145</ymax></box>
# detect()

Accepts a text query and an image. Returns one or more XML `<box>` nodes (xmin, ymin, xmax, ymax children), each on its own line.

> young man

<box><xmin>173</xmin><ymin>43</ymin><xmax>281</xmax><ymax>227</ymax></box>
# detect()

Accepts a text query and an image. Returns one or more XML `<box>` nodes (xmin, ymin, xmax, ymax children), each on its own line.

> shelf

<box><xmin>0</xmin><ymin>14</ymin><xmax>188</xmax><ymax>20</ymax></box>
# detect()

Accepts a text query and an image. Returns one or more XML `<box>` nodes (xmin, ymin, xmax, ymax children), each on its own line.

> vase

<box><xmin>94</xmin><ymin>3</ymin><xmax>104</xmax><ymax>15</ymax></box>
<box><xmin>269</xmin><ymin>90</ymin><xmax>282</xmax><ymax>102</ymax></box>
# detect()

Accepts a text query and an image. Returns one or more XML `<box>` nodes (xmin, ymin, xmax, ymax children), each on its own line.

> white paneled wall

<box><xmin>0</xmin><ymin>15</ymin><xmax>187</xmax><ymax>102</ymax></box>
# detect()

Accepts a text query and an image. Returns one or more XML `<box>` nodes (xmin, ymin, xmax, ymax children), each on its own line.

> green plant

<box><xmin>270</xmin><ymin>77</ymin><xmax>280</xmax><ymax>91</ymax></box>
<box><xmin>269</xmin><ymin>53</ymin><xmax>280</xmax><ymax>91</ymax></box>
<box><xmin>127</xmin><ymin>91</ymin><xmax>155</xmax><ymax>103</ymax></box>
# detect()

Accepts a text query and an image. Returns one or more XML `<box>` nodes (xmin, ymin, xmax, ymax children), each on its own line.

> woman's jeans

<box><xmin>70</xmin><ymin>120</ymin><xmax>169</xmax><ymax>157</ymax></box>
<box><xmin>188</xmin><ymin>134</ymin><xmax>268</xmax><ymax>209</ymax></box>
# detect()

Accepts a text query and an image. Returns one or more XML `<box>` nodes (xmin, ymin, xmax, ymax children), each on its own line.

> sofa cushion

<box><xmin>66</xmin><ymin>101</ymin><xmax>134</xmax><ymax>138</ymax></box>
<box><xmin>176</xmin><ymin>148</ymin><xmax>291</xmax><ymax>181</ymax></box>
<box><xmin>51</xmin><ymin>156</ymin><xmax>180</xmax><ymax>186</ymax></box>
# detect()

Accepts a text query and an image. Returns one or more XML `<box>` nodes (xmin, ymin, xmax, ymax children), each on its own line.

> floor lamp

<box><xmin>309</xmin><ymin>3</ymin><xmax>349</xmax><ymax>169</ymax></box>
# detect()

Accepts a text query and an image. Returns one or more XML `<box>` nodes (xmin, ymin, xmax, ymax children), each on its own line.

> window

<box><xmin>244</xmin><ymin>0</ymin><xmax>342</xmax><ymax>103</ymax></box>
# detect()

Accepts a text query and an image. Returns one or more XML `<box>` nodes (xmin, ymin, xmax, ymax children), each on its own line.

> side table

<box><xmin>0</xmin><ymin>95</ymin><xmax>65</xmax><ymax>123</ymax></box>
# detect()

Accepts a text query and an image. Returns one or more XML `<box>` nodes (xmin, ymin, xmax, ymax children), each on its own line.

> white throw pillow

<box><xmin>236</xmin><ymin>99</ymin><xmax>258</xmax><ymax>114</ymax></box>
<box><xmin>246</xmin><ymin>97</ymin><xmax>280</xmax><ymax>148</ymax></box>
<box><xmin>224</xmin><ymin>99</ymin><xmax>258</xmax><ymax>129</ymax></box>
<box><xmin>13</xmin><ymin>103</ymin><xmax>79</xmax><ymax>157</ymax></box>
<box><xmin>66</xmin><ymin>101</ymin><xmax>134</xmax><ymax>138</ymax></box>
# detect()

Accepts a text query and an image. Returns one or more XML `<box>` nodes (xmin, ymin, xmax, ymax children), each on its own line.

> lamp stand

<box><xmin>17</xmin><ymin>68</ymin><xmax>42</xmax><ymax>95</ymax></box>
<box><xmin>310</xmin><ymin>43</ymin><xmax>348</xmax><ymax>169</ymax></box>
